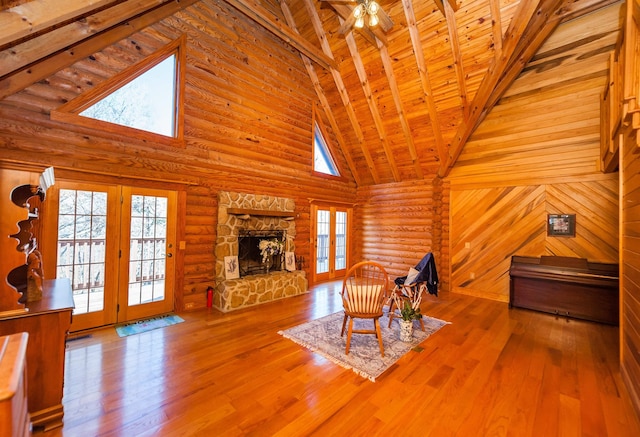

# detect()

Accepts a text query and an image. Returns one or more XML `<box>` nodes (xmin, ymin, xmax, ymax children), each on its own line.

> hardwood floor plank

<box><xmin>35</xmin><ymin>281</ymin><xmax>640</xmax><ymax>436</ymax></box>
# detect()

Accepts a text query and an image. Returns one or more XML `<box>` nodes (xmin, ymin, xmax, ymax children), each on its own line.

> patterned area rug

<box><xmin>115</xmin><ymin>314</ymin><xmax>185</xmax><ymax>337</ymax></box>
<box><xmin>278</xmin><ymin>311</ymin><xmax>450</xmax><ymax>381</ymax></box>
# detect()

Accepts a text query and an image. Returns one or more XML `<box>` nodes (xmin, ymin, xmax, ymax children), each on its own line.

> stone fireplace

<box><xmin>214</xmin><ymin>191</ymin><xmax>307</xmax><ymax>312</ymax></box>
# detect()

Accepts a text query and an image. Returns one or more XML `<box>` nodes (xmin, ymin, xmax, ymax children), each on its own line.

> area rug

<box><xmin>115</xmin><ymin>314</ymin><xmax>185</xmax><ymax>337</ymax></box>
<box><xmin>278</xmin><ymin>311</ymin><xmax>450</xmax><ymax>381</ymax></box>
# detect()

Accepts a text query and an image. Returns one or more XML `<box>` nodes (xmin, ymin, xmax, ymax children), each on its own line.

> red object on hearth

<box><xmin>206</xmin><ymin>286</ymin><xmax>213</xmax><ymax>308</ymax></box>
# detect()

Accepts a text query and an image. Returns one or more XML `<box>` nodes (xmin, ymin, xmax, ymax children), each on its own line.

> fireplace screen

<box><xmin>238</xmin><ymin>230</ymin><xmax>285</xmax><ymax>276</ymax></box>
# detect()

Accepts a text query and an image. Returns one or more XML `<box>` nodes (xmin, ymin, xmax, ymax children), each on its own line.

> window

<box><xmin>80</xmin><ymin>55</ymin><xmax>177</xmax><ymax>137</ymax></box>
<box><xmin>51</xmin><ymin>36</ymin><xmax>185</xmax><ymax>147</ymax></box>
<box><xmin>314</xmin><ymin>122</ymin><xmax>339</xmax><ymax>176</ymax></box>
<box><xmin>312</xmin><ymin>107</ymin><xmax>341</xmax><ymax>177</ymax></box>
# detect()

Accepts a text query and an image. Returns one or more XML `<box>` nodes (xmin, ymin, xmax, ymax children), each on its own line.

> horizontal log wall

<box><xmin>0</xmin><ymin>0</ymin><xmax>356</xmax><ymax>311</ymax></box>
<box><xmin>447</xmin><ymin>4</ymin><xmax>622</xmax><ymax>302</ymax></box>
<box><xmin>356</xmin><ymin>178</ymin><xmax>450</xmax><ymax>293</ymax></box>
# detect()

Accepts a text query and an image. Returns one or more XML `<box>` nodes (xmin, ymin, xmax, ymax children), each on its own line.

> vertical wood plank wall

<box><xmin>0</xmin><ymin>1</ymin><xmax>356</xmax><ymax>310</ymax></box>
<box><xmin>619</xmin><ymin>0</ymin><xmax>640</xmax><ymax>415</ymax></box>
<box><xmin>447</xmin><ymin>4</ymin><xmax>622</xmax><ymax>301</ymax></box>
<box><xmin>621</xmin><ymin>120</ymin><xmax>640</xmax><ymax>419</ymax></box>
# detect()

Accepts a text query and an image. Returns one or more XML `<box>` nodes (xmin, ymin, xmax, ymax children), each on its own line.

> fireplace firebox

<box><xmin>238</xmin><ymin>230</ymin><xmax>285</xmax><ymax>276</ymax></box>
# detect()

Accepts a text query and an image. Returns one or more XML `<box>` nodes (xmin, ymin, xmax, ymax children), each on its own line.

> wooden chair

<box><xmin>388</xmin><ymin>252</ymin><xmax>439</xmax><ymax>331</ymax></box>
<box><xmin>340</xmin><ymin>261</ymin><xmax>389</xmax><ymax>357</ymax></box>
<box><xmin>388</xmin><ymin>281</ymin><xmax>427</xmax><ymax>331</ymax></box>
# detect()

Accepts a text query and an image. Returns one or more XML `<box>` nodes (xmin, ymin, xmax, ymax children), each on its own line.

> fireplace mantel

<box><xmin>227</xmin><ymin>208</ymin><xmax>295</xmax><ymax>218</ymax></box>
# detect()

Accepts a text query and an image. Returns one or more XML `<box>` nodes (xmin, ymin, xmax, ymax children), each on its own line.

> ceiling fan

<box><xmin>320</xmin><ymin>0</ymin><xmax>394</xmax><ymax>34</ymax></box>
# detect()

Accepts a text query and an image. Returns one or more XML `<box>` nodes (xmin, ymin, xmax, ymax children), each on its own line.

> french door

<box><xmin>42</xmin><ymin>181</ymin><xmax>177</xmax><ymax>332</ymax></box>
<box><xmin>311</xmin><ymin>203</ymin><xmax>351</xmax><ymax>283</ymax></box>
<box><xmin>118</xmin><ymin>187</ymin><xmax>176</xmax><ymax>322</ymax></box>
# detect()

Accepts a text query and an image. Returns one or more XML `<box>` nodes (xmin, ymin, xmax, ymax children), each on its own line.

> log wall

<box><xmin>0</xmin><ymin>0</ymin><xmax>356</xmax><ymax>311</ymax></box>
<box><xmin>447</xmin><ymin>4</ymin><xmax>622</xmax><ymax>302</ymax></box>
<box><xmin>355</xmin><ymin>177</ymin><xmax>450</xmax><ymax>292</ymax></box>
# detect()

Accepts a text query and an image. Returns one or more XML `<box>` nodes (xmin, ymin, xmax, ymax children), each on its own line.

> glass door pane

<box><xmin>335</xmin><ymin>211</ymin><xmax>347</xmax><ymax>271</ymax></box>
<box><xmin>57</xmin><ymin>189</ymin><xmax>108</xmax><ymax>314</ymax></box>
<box><xmin>128</xmin><ymin>194</ymin><xmax>167</xmax><ymax>306</ymax></box>
<box><xmin>316</xmin><ymin>209</ymin><xmax>330</xmax><ymax>274</ymax></box>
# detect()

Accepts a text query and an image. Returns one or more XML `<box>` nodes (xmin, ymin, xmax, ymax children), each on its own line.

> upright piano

<box><xmin>509</xmin><ymin>255</ymin><xmax>619</xmax><ymax>325</ymax></box>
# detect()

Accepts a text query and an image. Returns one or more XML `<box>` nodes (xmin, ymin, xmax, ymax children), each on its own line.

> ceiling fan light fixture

<box><xmin>350</xmin><ymin>0</ymin><xmax>381</xmax><ymax>30</ymax></box>
<box><xmin>353</xmin><ymin>4</ymin><xmax>364</xmax><ymax>19</ymax></box>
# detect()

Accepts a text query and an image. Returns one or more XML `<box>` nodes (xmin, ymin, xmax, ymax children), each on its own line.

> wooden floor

<box><xmin>37</xmin><ymin>281</ymin><xmax>640</xmax><ymax>436</ymax></box>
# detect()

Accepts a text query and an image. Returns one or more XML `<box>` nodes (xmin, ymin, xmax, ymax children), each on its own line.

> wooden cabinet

<box><xmin>0</xmin><ymin>332</ymin><xmax>31</xmax><ymax>437</ymax></box>
<box><xmin>0</xmin><ymin>279</ymin><xmax>73</xmax><ymax>431</ymax></box>
<box><xmin>509</xmin><ymin>256</ymin><xmax>619</xmax><ymax>325</ymax></box>
<box><xmin>0</xmin><ymin>167</ymin><xmax>42</xmax><ymax>312</ymax></box>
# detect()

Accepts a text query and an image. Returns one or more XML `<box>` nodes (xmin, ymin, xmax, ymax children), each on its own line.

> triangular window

<box><xmin>80</xmin><ymin>55</ymin><xmax>177</xmax><ymax>137</ymax></box>
<box><xmin>313</xmin><ymin>106</ymin><xmax>340</xmax><ymax>177</ymax></box>
<box><xmin>313</xmin><ymin>121</ymin><xmax>340</xmax><ymax>177</ymax></box>
<box><xmin>52</xmin><ymin>36</ymin><xmax>185</xmax><ymax>147</ymax></box>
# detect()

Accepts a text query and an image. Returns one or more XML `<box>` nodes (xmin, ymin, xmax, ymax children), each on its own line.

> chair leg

<box><xmin>374</xmin><ymin>319</ymin><xmax>384</xmax><ymax>357</ymax></box>
<box><xmin>418</xmin><ymin>316</ymin><xmax>425</xmax><ymax>332</ymax></box>
<box><xmin>345</xmin><ymin>318</ymin><xmax>354</xmax><ymax>355</ymax></box>
<box><xmin>387</xmin><ymin>296</ymin><xmax>398</xmax><ymax>328</ymax></box>
<box><xmin>341</xmin><ymin>313</ymin><xmax>348</xmax><ymax>337</ymax></box>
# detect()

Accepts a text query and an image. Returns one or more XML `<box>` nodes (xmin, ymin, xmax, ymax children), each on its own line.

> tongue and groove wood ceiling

<box><xmin>0</xmin><ymin>0</ymin><xmax>617</xmax><ymax>186</ymax></box>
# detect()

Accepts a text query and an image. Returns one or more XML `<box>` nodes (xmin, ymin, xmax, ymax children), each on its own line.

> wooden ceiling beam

<box><xmin>301</xmin><ymin>0</ymin><xmax>381</xmax><ymax>183</ymax></box>
<box><xmin>376</xmin><ymin>36</ymin><xmax>423</xmax><ymax>179</ymax></box>
<box><xmin>440</xmin><ymin>0</ymin><xmax>560</xmax><ymax>175</ymax></box>
<box><xmin>402</xmin><ymin>0</ymin><xmax>447</xmax><ymax>166</ymax></box>
<box><xmin>222</xmin><ymin>0</ymin><xmax>337</xmax><ymax>70</ymax></box>
<box><xmin>438</xmin><ymin>0</ymin><xmax>566</xmax><ymax>177</ymax></box>
<box><xmin>0</xmin><ymin>0</ymin><xmax>180</xmax><ymax>79</ymax></box>
<box><xmin>280</xmin><ymin>0</ymin><xmax>362</xmax><ymax>185</ymax></box>
<box><xmin>331</xmin><ymin>3</ymin><xmax>387</xmax><ymax>47</ymax></box>
<box><xmin>489</xmin><ymin>0</ymin><xmax>503</xmax><ymax>58</ymax></box>
<box><xmin>344</xmin><ymin>30</ymin><xmax>401</xmax><ymax>182</ymax></box>
<box><xmin>443</xmin><ymin>0</ymin><xmax>469</xmax><ymax>120</ymax></box>
<box><xmin>0</xmin><ymin>0</ymin><xmax>199</xmax><ymax>100</ymax></box>
<box><xmin>0</xmin><ymin>0</ymin><xmax>123</xmax><ymax>49</ymax></box>
<box><xmin>327</xmin><ymin>2</ymin><xmax>416</xmax><ymax>179</ymax></box>
<box><xmin>433</xmin><ymin>0</ymin><xmax>459</xmax><ymax>16</ymax></box>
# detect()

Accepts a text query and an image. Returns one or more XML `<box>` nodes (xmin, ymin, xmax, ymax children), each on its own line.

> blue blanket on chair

<box><xmin>394</xmin><ymin>252</ymin><xmax>439</xmax><ymax>296</ymax></box>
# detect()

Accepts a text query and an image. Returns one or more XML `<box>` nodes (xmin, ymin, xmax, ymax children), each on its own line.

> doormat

<box><xmin>278</xmin><ymin>311</ymin><xmax>449</xmax><ymax>382</ymax></box>
<box><xmin>115</xmin><ymin>314</ymin><xmax>185</xmax><ymax>337</ymax></box>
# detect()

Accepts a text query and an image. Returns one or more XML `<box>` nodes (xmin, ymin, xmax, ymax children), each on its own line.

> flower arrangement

<box><xmin>259</xmin><ymin>238</ymin><xmax>284</xmax><ymax>262</ymax></box>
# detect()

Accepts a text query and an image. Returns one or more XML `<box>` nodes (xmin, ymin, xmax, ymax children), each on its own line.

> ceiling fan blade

<box><xmin>338</xmin><ymin>9</ymin><xmax>357</xmax><ymax>34</ymax></box>
<box><xmin>377</xmin><ymin>8</ymin><xmax>393</xmax><ymax>32</ymax></box>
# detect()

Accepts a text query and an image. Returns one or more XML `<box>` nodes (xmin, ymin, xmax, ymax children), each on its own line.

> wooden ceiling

<box><xmin>0</xmin><ymin>0</ymin><xmax>619</xmax><ymax>186</ymax></box>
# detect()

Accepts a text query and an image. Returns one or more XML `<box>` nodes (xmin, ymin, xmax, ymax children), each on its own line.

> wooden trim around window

<box><xmin>50</xmin><ymin>35</ymin><xmax>186</xmax><ymax>148</ymax></box>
